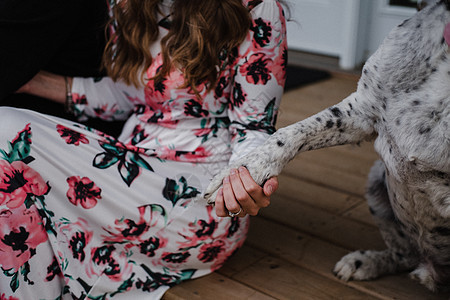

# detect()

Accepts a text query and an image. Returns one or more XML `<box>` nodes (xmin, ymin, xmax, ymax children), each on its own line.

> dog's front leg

<box><xmin>204</xmin><ymin>92</ymin><xmax>377</xmax><ymax>203</ymax></box>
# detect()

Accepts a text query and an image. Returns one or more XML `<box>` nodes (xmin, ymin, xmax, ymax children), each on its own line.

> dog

<box><xmin>204</xmin><ymin>0</ymin><xmax>450</xmax><ymax>292</ymax></box>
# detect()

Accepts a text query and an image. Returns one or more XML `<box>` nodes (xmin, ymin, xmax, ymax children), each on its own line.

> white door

<box><xmin>286</xmin><ymin>0</ymin><xmax>420</xmax><ymax>69</ymax></box>
<box><xmin>286</xmin><ymin>0</ymin><xmax>365</xmax><ymax>69</ymax></box>
<box><xmin>365</xmin><ymin>0</ymin><xmax>418</xmax><ymax>59</ymax></box>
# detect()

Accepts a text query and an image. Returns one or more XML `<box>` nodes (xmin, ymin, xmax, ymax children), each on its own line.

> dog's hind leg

<box><xmin>333</xmin><ymin>160</ymin><xmax>419</xmax><ymax>281</ymax></box>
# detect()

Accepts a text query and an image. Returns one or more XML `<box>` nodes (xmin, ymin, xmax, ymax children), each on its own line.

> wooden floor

<box><xmin>163</xmin><ymin>71</ymin><xmax>450</xmax><ymax>299</ymax></box>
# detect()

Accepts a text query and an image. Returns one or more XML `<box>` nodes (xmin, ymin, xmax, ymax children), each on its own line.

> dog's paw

<box><xmin>409</xmin><ymin>264</ymin><xmax>437</xmax><ymax>292</ymax></box>
<box><xmin>333</xmin><ymin>250</ymin><xmax>384</xmax><ymax>281</ymax></box>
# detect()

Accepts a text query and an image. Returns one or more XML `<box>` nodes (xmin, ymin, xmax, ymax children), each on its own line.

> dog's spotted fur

<box><xmin>205</xmin><ymin>0</ymin><xmax>450</xmax><ymax>291</ymax></box>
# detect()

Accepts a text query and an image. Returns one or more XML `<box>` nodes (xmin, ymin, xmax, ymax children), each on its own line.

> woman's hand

<box><xmin>15</xmin><ymin>71</ymin><xmax>69</xmax><ymax>105</ymax></box>
<box><xmin>214</xmin><ymin>166</ymin><xmax>278</xmax><ymax>218</ymax></box>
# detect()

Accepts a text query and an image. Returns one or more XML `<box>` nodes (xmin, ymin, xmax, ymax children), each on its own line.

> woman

<box><xmin>0</xmin><ymin>0</ymin><xmax>287</xmax><ymax>298</ymax></box>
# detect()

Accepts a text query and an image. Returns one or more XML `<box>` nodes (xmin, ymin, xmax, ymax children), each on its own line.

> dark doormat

<box><xmin>284</xmin><ymin>65</ymin><xmax>331</xmax><ymax>91</ymax></box>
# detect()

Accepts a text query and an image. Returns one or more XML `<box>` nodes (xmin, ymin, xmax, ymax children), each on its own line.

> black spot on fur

<box><xmin>397</xmin><ymin>230</ymin><xmax>406</xmax><ymax>238</ymax></box>
<box><xmin>412</xmin><ymin>100</ymin><xmax>421</xmax><ymax>106</ymax></box>
<box><xmin>326</xmin><ymin>120</ymin><xmax>334</xmax><ymax>128</ymax></box>
<box><xmin>330</xmin><ymin>107</ymin><xmax>342</xmax><ymax>117</ymax></box>
<box><xmin>354</xmin><ymin>260</ymin><xmax>362</xmax><ymax>270</ymax></box>
<box><xmin>316</xmin><ymin>117</ymin><xmax>322</xmax><ymax>122</ymax></box>
<box><xmin>431</xmin><ymin>227</ymin><xmax>450</xmax><ymax>236</ymax></box>
<box><xmin>419</xmin><ymin>126</ymin><xmax>431</xmax><ymax>134</ymax></box>
<box><xmin>277</xmin><ymin>140</ymin><xmax>285</xmax><ymax>147</ymax></box>
<box><xmin>270</xmin><ymin>264</ymin><xmax>280</xmax><ymax>269</ymax></box>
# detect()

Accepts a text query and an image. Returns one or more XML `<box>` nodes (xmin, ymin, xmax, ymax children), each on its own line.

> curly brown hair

<box><xmin>103</xmin><ymin>0</ymin><xmax>254</xmax><ymax>93</ymax></box>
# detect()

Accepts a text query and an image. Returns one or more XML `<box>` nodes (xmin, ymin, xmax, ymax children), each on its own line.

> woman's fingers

<box><xmin>214</xmin><ymin>188</ymin><xmax>228</xmax><ymax>217</ymax></box>
<box><xmin>263</xmin><ymin>176</ymin><xmax>279</xmax><ymax>196</ymax></box>
<box><xmin>236</xmin><ymin>167</ymin><xmax>270</xmax><ymax>212</ymax></box>
<box><xmin>222</xmin><ymin>174</ymin><xmax>246</xmax><ymax>217</ymax></box>
<box><xmin>214</xmin><ymin>167</ymin><xmax>278</xmax><ymax>218</ymax></box>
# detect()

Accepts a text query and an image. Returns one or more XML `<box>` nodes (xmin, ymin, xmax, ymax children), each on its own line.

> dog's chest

<box><xmin>373</xmin><ymin>65</ymin><xmax>450</xmax><ymax>177</ymax></box>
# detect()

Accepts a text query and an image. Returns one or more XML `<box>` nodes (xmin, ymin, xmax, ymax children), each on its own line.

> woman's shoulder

<box><xmin>244</xmin><ymin>0</ymin><xmax>284</xmax><ymax>17</ymax></box>
<box><xmin>243</xmin><ymin>0</ymin><xmax>280</xmax><ymax>10</ymax></box>
<box><xmin>244</xmin><ymin>0</ymin><xmax>285</xmax><ymax>23</ymax></box>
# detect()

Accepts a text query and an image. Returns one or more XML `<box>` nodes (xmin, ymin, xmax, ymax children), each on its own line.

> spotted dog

<box><xmin>204</xmin><ymin>0</ymin><xmax>450</xmax><ymax>292</ymax></box>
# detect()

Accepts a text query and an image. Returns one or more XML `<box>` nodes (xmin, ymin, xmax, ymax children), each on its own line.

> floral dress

<box><xmin>0</xmin><ymin>0</ymin><xmax>287</xmax><ymax>299</ymax></box>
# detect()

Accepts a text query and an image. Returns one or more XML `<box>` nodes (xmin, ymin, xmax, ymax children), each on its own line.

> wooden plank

<box><xmin>276</xmin><ymin>173</ymin><xmax>363</xmax><ymax>215</ymax></box>
<box><xmin>291</xmin><ymin>145</ymin><xmax>378</xmax><ymax>177</ymax></box>
<box><xmin>245</xmin><ymin>217</ymin><xmax>450</xmax><ymax>300</ymax></box>
<box><xmin>281</xmin><ymin>158</ymin><xmax>370</xmax><ymax>198</ymax></box>
<box><xmin>218</xmin><ymin>245</ymin><xmax>267</xmax><ymax>278</ymax></box>
<box><xmin>261</xmin><ymin>194</ymin><xmax>386</xmax><ymax>251</ymax></box>
<box><xmin>279</xmin><ymin>77</ymin><xmax>357</xmax><ymax>117</ymax></box>
<box><xmin>231</xmin><ymin>255</ymin><xmax>380</xmax><ymax>300</ymax></box>
<box><xmin>163</xmin><ymin>272</ymin><xmax>276</xmax><ymax>300</ymax></box>
<box><xmin>342</xmin><ymin>201</ymin><xmax>377</xmax><ymax>227</ymax></box>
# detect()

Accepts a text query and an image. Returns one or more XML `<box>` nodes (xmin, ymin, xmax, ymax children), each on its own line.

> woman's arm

<box><xmin>17</xmin><ymin>70</ymin><xmax>141</xmax><ymax>122</ymax></box>
<box><xmin>215</xmin><ymin>0</ymin><xmax>287</xmax><ymax>217</ymax></box>
<box><xmin>16</xmin><ymin>71</ymin><xmax>68</xmax><ymax>105</ymax></box>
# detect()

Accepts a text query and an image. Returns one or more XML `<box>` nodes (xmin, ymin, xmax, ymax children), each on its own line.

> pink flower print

<box><xmin>72</xmin><ymin>93</ymin><xmax>88</xmax><ymax>105</ymax></box>
<box><xmin>161</xmin><ymin>251</ymin><xmax>191</xmax><ymax>265</ymax></box>
<box><xmin>103</xmin><ymin>205</ymin><xmax>168</xmax><ymax>246</ymax></box>
<box><xmin>57</xmin><ymin>218</ymin><xmax>93</xmax><ymax>263</ymax></box>
<box><xmin>87</xmin><ymin>245</ymin><xmax>133</xmax><ymax>282</ymax></box>
<box><xmin>272</xmin><ymin>46</ymin><xmax>288</xmax><ymax>87</ymax></box>
<box><xmin>180</xmin><ymin>147</ymin><xmax>212</xmax><ymax>161</ymax></box>
<box><xmin>66</xmin><ymin>176</ymin><xmax>102</xmax><ymax>209</ymax></box>
<box><xmin>0</xmin><ymin>160</ymin><xmax>49</xmax><ymax>209</ymax></box>
<box><xmin>240</xmin><ymin>52</ymin><xmax>273</xmax><ymax>85</ymax></box>
<box><xmin>178</xmin><ymin>206</ymin><xmax>218</xmax><ymax>249</ymax></box>
<box><xmin>56</xmin><ymin>124</ymin><xmax>89</xmax><ymax>146</ymax></box>
<box><xmin>0</xmin><ymin>206</ymin><xmax>48</xmax><ymax>271</ymax></box>
<box><xmin>193</xmin><ymin>128</ymin><xmax>213</xmax><ymax>138</ymax></box>
<box><xmin>198</xmin><ymin>240</ymin><xmax>225</xmax><ymax>263</ymax></box>
<box><xmin>1</xmin><ymin>293</ymin><xmax>19</xmax><ymax>300</ymax></box>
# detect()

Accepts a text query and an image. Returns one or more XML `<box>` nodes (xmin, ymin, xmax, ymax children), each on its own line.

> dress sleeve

<box><xmin>228</xmin><ymin>0</ymin><xmax>287</xmax><ymax>163</ymax></box>
<box><xmin>71</xmin><ymin>76</ymin><xmax>142</xmax><ymax>121</ymax></box>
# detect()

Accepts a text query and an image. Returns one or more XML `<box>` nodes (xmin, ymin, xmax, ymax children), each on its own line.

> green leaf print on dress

<box><xmin>0</xmin><ymin>123</ymin><xmax>34</xmax><ymax>164</ymax></box>
<box><xmin>162</xmin><ymin>176</ymin><xmax>201</xmax><ymax>206</ymax></box>
<box><xmin>93</xmin><ymin>138</ymin><xmax>154</xmax><ymax>187</ymax></box>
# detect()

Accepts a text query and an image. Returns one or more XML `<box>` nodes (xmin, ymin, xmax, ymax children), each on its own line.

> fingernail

<box><xmin>230</xmin><ymin>169</ymin><xmax>237</xmax><ymax>175</ymax></box>
<box><xmin>267</xmin><ymin>185</ymin><xmax>274</xmax><ymax>194</ymax></box>
<box><xmin>223</xmin><ymin>176</ymin><xmax>230</xmax><ymax>183</ymax></box>
<box><xmin>238</xmin><ymin>166</ymin><xmax>246</xmax><ymax>173</ymax></box>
